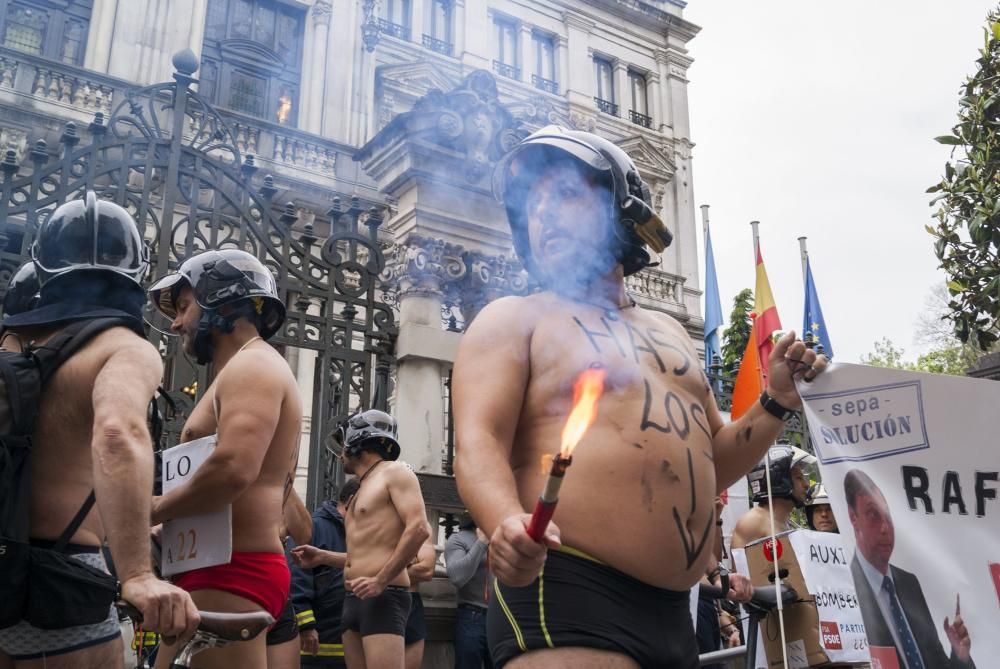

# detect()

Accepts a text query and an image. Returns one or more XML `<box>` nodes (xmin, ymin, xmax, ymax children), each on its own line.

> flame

<box><xmin>559</xmin><ymin>367</ymin><xmax>606</xmax><ymax>457</ymax></box>
<box><xmin>276</xmin><ymin>94</ymin><xmax>293</xmax><ymax>124</ymax></box>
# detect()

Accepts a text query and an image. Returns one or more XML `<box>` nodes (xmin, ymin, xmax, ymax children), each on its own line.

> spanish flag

<box><xmin>753</xmin><ymin>246</ymin><xmax>782</xmax><ymax>382</ymax></box>
<box><xmin>730</xmin><ymin>320</ymin><xmax>762</xmax><ymax>419</ymax></box>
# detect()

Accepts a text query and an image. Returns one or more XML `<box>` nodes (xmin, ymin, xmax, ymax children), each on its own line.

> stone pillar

<box><xmin>664</xmin><ymin>50</ymin><xmax>698</xmax><ymax>293</ymax></box>
<box><xmin>648</xmin><ymin>71</ymin><xmax>662</xmax><ymax>132</ymax></box>
<box><xmin>614</xmin><ymin>60</ymin><xmax>629</xmax><ymax>119</ymax></box>
<box><xmin>562</xmin><ymin>11</ymin><xmax>595</xmax><ymax>108</ymax></box>
<box><xmin>107</xmin><ymin>0</ymin><xmax>207</xmax><ymax>85</ymax></box>
<box><xmin>294</xmin><ymin>299</ymin><xmax>322</xmax><ymax>499</ymax></box>
<box><xmin>383</xmin><ymin>236</ymin><xmax>467</xmax><ymax>474</ymax></box>
<box><xmin>556</xmin><ymin>34</ymin><xmax>569</xmax><ymax>95</ymax></box>
<box><xmin>654</xmin><ymin>48</ymin><xmax>671</xmax><ymax>131</ymax></box>
<box><xmin>84</xmin><ymin>0</ymin><xmax>119</xmax><ymax>73</ymax></box>
<box><xmin>303</xmin><ymin>1</ymin><xmax>332</xmax><ymax>134</ymax></box>
<box><xmin>411</xmin><ymin>0</ymin><xmax>426</xmax><ymax>41</ymax></box>
<box><xmin>519</xmin><ymin>22</ymin><xmax>533</xmax><ymax>83</ymax></box>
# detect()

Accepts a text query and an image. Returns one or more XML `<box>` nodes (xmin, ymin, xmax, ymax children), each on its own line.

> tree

<box><xmin>861</xmin><ymin>338</ymin><xmax>915</xmax><ymax>370</ymax></box>
<box><xmin>721</xmin><ymin>288</ymin><xmax>753</xmax><ymax>375</ymax></box>
<box><xmin>914</xmin><ymin>282</ymin><xmax>984</xmax><ymax>371</ymax></box>
<box><xmin>861</xmin><ymin>337</ymin><xmax>970</xmax><ymax>376</ymax></box>
<box><xmin>928</xmin><ymin>9</ymin><xmax>1000</xmax><ymax>350</ymax></box>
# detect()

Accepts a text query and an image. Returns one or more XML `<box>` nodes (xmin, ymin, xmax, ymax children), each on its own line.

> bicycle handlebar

<box><xmin>116</xmin><ymin>602</ymin><xmax>275</xmax><ymax>642</ymax></box>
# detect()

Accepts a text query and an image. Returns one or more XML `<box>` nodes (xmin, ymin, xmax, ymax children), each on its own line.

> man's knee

<box><xmin>505</xmin><ymin>647</ymin><xmax>640</xmax><ymax>669</ymax></box>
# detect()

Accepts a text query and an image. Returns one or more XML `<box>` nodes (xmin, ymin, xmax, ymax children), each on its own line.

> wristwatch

<box><xmin>759</xmin><ymin>390</ymin><xmax>796</xmax><ymax>421</ymax></box>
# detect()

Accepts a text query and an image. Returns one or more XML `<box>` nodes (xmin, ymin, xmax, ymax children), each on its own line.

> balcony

<box><xmin>422</xmin><ymin>34</ymin><xmax>454</xmax><ymax>57</ymax></box>
<box><xmin>629</xmin><ymin>110</ymin><xmax>653</xmax><ymax>129</ymax></box>
<box><xmin>531</xmin><ymin>74</ymin><xmax>558</xmax><ymax>95</ymax></box>
<box><xmin>377</xmin><ymin>19</ymin><xmax>411</xmax><ymax>41</ymax></box>
<box><xmin>492</xmin><ymin>60</ymin><xmax>520</xmax><ymax>81</ymax></box>
<box><xmin>594</xmin><ymin>97</ymin><xmax>618</xmax><ymax>117</ymax></box>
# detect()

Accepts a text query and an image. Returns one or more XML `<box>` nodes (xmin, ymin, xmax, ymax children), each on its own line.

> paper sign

<box><xmin>161</xmin><ymin>435</ymin><xmax>232</xmax><ymax>576</ymax></box>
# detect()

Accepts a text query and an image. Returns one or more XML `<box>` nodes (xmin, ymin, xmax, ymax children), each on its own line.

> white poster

<box><xmin>799</xmin><ymin>363</ymin><xmax>999</xmax><ymax>669</ymax></box>
<box><xmin>161</xmin><ymin>435</ymin><xmax>232</xmax><ymax>576</ymax></box>
<box><xmin>788</xmin><ymin>530</ymin><xmax>870</xmax><ymax>663</ymax></box>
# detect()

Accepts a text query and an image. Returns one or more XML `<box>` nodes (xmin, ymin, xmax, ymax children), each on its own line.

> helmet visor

<box><xmin>147</xmin><ymin>272</ymin><xmax>188</xmax><ymax>319</ymax></box>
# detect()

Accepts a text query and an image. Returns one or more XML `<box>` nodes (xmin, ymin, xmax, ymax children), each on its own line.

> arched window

<box><xmin>201</xmin><ymin>0</ymin><xmax>304</xmax><ymax>127</ymax></box>
<box><xmin>0</xmin><ymin>0</ymin><xmax>91</xmax><ymax>66</ymax></box>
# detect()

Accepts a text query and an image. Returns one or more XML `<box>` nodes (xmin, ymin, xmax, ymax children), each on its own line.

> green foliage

<box><xmin>928</xmin><ymin>9</ymin><xmax>1000</xmax><ymax>350</ymax></box>
<box><xmin>861</xmin><ymin>337</ymin><xmax>974</xmax><ymax>375</ymax></box>
<box><xmin>861</xmin><ymin>338</ymin><xmax>915</xmax><ymax>370</ymax></box>
<box><xmin>721</xmin><ymin>288</ymin><xmax>754</xmax><ymax>374</ymax></box>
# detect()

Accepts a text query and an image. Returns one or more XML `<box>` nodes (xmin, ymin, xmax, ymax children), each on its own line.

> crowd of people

<box><xmin>0</xmin><ymin>124</ymin><xmax>833</xmax><ymax>669</ymax></box>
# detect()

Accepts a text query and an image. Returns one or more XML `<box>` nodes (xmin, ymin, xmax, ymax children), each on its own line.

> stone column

<box><xmin>411</xmin><ymin>0</ymin><xmax>426</xmax><ymax>42</ymax></box>
<box><xmin>461</xmin><ymin>0</ymin><xmax>489</xmax><ymax>70</ymax></box>
<box><xmin>562</xmin><ymin>11</ymin><xmax>595</xmax><ymax>108</ymax></box>
<box><xmin>294</xmin><ymin>299</ymin><xmax>322</xmax><ymax>498</ymax></box>
<box><xmin>519</xmin><ymin>22</ymin><xmax>533</xmax><ymax>83</ymax></box>
<box><xmin>303</xmin><ymin>1</ymin><xmax>332</xmax><ymax>134</ymax></box>
<box><xmin>614</xmin><ymin>60</ymin><xmax>629</xmax><ymax>119</ymax></box>
<box><xmin>556</xmin><ymin>34</ymin><xmax>569</xmax><ymax>95</ymax></box>
<box><xmin>84</xmin><ymin>0</ymin><xmax>119</xmax><ymax>73</ymax></box>
<box><xmin>383</xmin><ymin>236</ymin><xmax>467</xmax><ymax>474</ymax></box>
<box><xmin>453</xmin><ymin>0</ymin><xmax>466</xmax><ymax>58</ymax></box>
<box><xmin>647</xmin><ymin>71</ymin><xmax>662</xmax><ymax>132</ymax></box>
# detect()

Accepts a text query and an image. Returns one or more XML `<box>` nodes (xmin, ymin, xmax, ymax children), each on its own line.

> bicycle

<box><xmin>118</xmin><ymin>602</ymin><xmax>274</xmax><ymax>669</ymax></box>
<box><xmin>697</xmin><ymin>568</ymin><xmax>799</xmax><ymax>668</ymax></box>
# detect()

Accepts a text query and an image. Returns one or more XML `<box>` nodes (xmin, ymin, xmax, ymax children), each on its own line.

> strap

<box><xmin>35</xmin><ymin>317</ymin><xmax>135</xmax><ymax>384</ymax></box>
<box><xmin>53</xmin><ymin>489</ymin><xmax>96</xmax><ymax>552</ymax></box>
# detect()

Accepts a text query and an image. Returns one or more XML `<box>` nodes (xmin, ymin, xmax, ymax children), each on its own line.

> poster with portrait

<box><xmin>799</xmin><ymin>363</ymin><xmax>999</xmax><ymax>669</ymax></box>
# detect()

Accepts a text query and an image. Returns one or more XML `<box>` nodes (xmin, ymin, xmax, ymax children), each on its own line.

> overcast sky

<box><xmin>683</xmin><ymin>1</ymin><xmax>997</xmax><ymax>363</ymax></box>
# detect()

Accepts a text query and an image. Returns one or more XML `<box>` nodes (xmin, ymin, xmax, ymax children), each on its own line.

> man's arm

<box><xmin>709</xmin><ymin>332</ymin><xmax>825</xmax><ymax>490</ymax></box>
<box><xmin>284</xmin><ymin>489</ymin><xmax>312</xmax><ymax>546</ymax></box>
<box><xmin>153</xmin><ymin>352</ymin><xmax>283</xmax><ymax>523</ymax></box>
<box><xmin>92</xmin><ymin>334</ymin><xmax>198</xmax><ymax>636</ymax></box>
<box><xmin>407</xmin><ymin>536</ymin><xmax>436</xmax><ymax>584</ymax></box>
<box><xmin>444</xmin><ymin>531</ymin><xmax>488</xmax><ymax>589</ymax></box>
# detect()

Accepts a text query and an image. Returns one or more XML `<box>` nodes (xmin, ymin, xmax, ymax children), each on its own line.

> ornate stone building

<box><xmin>0</xmin><ymin>0</ymin><xmax>701</xmax><ymax>662</ymax></box>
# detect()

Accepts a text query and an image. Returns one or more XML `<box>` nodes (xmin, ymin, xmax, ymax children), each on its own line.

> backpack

<box><xmin>0</xmin><ymin>317</ymin><xmax>136</xmax><ymax>630</ymax></box>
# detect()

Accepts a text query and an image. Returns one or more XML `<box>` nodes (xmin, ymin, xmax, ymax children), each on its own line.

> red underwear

<box><xmin>172</xmin><ymin>551</ymin><xmax>290</xmax><ymax>620</ymax></box>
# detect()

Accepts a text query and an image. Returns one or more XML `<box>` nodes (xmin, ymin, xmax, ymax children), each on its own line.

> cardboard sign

<box><xmin>161</xmin><ymin>435</ymin><xmax>232</xmax><ymax>576</ymax></box>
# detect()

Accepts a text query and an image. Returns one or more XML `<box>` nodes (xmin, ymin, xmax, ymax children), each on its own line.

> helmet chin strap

<box><xmin>193</xmin><ymin>310</ymin><xmax>238</xmax><ymax>365</ymax></box>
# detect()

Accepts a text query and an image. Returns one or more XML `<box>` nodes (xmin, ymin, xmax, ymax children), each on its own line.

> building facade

<box><xmin>0</xmin><ymin>0</ymin><xmax>702</xmax><ymax>662</ymax></box>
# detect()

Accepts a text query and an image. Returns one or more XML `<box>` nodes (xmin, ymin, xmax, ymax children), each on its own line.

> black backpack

<box><xmin>0</xmin><ymin>317</ymin><xmax>135</xmax><ymax>630</ymax></box>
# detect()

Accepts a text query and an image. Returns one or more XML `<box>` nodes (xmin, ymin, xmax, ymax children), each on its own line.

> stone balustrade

<box><xmin>0</xmin><ymin>47</ymin><xmax>122</xmax><ymax>117</ymax></box>
<box><xmin>626</xmin><ymin>268</ymin><xmax>685</xmax><ymax>307</ymax></box>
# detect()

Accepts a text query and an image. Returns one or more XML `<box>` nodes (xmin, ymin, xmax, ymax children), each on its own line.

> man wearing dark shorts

<box><xmin>404</xmin><ymin>538</ymin><xmax>436</xmax><ymax>669</ymax></box>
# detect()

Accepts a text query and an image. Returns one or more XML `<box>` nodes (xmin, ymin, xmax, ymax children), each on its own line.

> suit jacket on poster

<box><xmin>850</xmin><ymin>556</ymin><xmax>975</xmax><ymax>669</ymax></box>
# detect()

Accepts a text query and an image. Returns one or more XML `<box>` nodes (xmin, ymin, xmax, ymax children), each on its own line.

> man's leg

<box><xmin>343</xmin><ymin>631</ymin><xmax>365</xmax><ymax>669</ymax></box>
<box><xmin>13</xmin><ymin>637</ymin><xmax>124</xmax><ymax>669</ymax></box>
<box><xmin>506</xmin><ymin>648</ymin><xmax>639</xmax><ymax>669</ymax></box>
<box><xmin>266</xmin><ymin>636</ymin><xmax>301</xmax><ymax>669</ymax></box>
<box><xmin>454</xmin><ymin>608</ymin><xmax>482</xmax><ymax>669</ymax></box>
<box><xmin>403</xmin><ymin>640</ymin><xmax>423</xmax><ymax>669</ymax></box>
<box><xmin>359</xmin><ymin>635</ymin><xmax>404</xmax><ymax>669</ymax></box>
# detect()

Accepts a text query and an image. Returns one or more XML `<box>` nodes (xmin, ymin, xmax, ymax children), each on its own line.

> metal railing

<box><xmin>531</xmin><ymin>74</ymin><xmax>558</xmax><ymax>94</ymax></box>
<box><xmin>422</xmin><ymin>34</ymin><xmax>454</xmax><ymax>56</ymax></box>
<box><xmin>377</xmin><ymin>18</ymin><xmax>411</xmax><ymax>41</ymax></box>
<box><xmin>492</xmin><ymin>60</ymin><xmax>520</xmax><ymax>80</ymax></box>
<box><xmin>594</xmin><ymin>96</ymin><xmax>618</xmax><ymax>116</ymax></box>
<box><xmin>630</xmin><ymin>109</ymin><xmax>653</xmax><ymax>129</ymax></box>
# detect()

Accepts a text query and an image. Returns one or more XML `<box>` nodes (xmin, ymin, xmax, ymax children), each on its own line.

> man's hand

<box><xmin>765</xmin><ymin>331</ymin><xmax>829</xmax><ymax>410</ymax></box>
<box><xmin>489</xmin><ymin>514</ymin><xmax>559</xmax><ymax>587</ymax></box>
<box><xmin>725</xmin><ymin>573</ymin><xmax>753</xmax><ymax>603</ymax></box>
<box><xmin>347</xmin><ymin>574</ymin><xmax>387</xmax><ymax>600</ymax></box>
<box><xmin>291</xmin><ymin>545</ymin><xmax>327</xmax><ymax>569</ymax></box>
<box><xmin>943</xmin><ymin>594</ymin><xmax>971</xmax><ymax>661</ymax></box>
<box><xmin>475</xmin><ymin>527</ymin><xmax>489</xmax><ymax>544</ymax></box>
<box><xmin>121</xmin><ymin>573</ymin><xmax>199</xmax><ymax>641</ymax></box>
<box><xmin>300</xmin><ymin>628</ymin><xmax>319</xmax><ymax>655</ymax></box>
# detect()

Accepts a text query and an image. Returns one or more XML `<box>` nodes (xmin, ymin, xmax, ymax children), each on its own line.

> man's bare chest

<box><xmin>180</xmin><ymin>394</ymin><xmax>218</xmax><ymax>443</ymax></box>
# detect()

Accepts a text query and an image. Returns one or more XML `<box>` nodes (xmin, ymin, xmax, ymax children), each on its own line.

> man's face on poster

<box><xmin>849</xmin><ymin>490</ymin><xmax>895</xmax><ymax>572</ymax></box>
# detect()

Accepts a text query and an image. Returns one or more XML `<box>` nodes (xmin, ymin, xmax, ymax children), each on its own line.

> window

<box><xmin>531</xmin><ymin>31</ymin><xmax>556</xmax><ymax>94</ymax></box>
<box><xmin>423</xmin><ymin>0</ymin><xmax>453</xmax><ymax>55</ymax></box>
<box><xmin>380</xmin><ymin>0</ymin><xmax>411</xmax><ymax>39</ymax></box>
<box><xmin>201</xmin><ymin>0</ymin><xmax>304</xmax><ymax>127</ymax></box>
<box><xmin>593</xmin><ymin>56</ymin><xmax>617</xmax><ymax>116</ymax></box>
<box><xmin>628</xmin><ymin>70</ymin><xmax>651</xmax><ymax>128</ymax></box>
<box><xmin>0</xmin><ymin>0</ymin><xmax>91</xmax><ymax>66</ymax></box>
<box><xmin>493</xmin><ymin>16</ymin><xmax>518</xmax><ymax>79</ymax></box>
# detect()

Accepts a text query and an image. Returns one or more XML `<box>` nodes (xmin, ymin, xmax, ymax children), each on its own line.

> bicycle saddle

<box><xmin>198</xmin><ymin>611</ymin><xmax>275</xmax><ymax>641</ymax></box>
<box><xmin>747</xmin><ymin>585</ymin><xmax>798</xmax><ymax>612</ymax></box>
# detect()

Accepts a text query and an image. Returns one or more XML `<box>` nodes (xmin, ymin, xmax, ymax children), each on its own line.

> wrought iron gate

<box><xmin>0</xmin><ymin>53</ymin><xmax>397</xmax><ymax>506</ymax></box>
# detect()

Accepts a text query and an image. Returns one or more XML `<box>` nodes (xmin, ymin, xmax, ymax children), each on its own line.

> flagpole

<box><xmin>701</xmin><ymin>204</ymin><xmax>710</xmax><ymax>241</ymax></box>
<box><xmin>750</xmin><ymin>220</ymin><xmax>760</xmax><ymax>258</ymax></box>
<box><xmin>798</xmin><ymin>236</ymin><xmax>808</xmax><ymax>287</ymax></box>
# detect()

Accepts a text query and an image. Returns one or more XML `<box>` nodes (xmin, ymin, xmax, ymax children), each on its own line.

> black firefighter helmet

<box><xmin>335</xmin><ymin>409</ymin><xmax>400</xmax><ymax>462</ymax></box>
<box><xmin>2</xmin><ymin>261</ymin><xmax>40</xmax><ymax>317</ymax></box>
<box><xmin>748</xmin><ymin>445</ymin><xmax>816</xmax><ymax>507</ymax></box>
<box><xmin>31</xmin><ymin>190</ymin><xmax>149</xmax><ymax>289</ymax></box>
<box><xmin>493</xmin><ymin>125</ymin><xmax>672</xmax><ymax>278</ymax></box>
<box><xmin>148</xmin><ymin>249</ymin><xmax>285</xmax><ymax>364</ymax></box>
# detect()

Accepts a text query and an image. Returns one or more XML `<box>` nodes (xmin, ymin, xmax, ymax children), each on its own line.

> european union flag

<box><xmin>803</xmin><ymin>258</ymin><xmax>834</xmax><ymax>359</ymax></box>
<box><xmin>704</xmin><ymin>224</ymin><xmax>723</xmax><ymax>378</ymax></box>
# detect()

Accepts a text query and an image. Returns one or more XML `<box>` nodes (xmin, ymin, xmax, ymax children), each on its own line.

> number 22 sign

<box><xmin>160</xmin><ymin>435</ymin><xmax>232</xmax><ymax>576</ymax></box>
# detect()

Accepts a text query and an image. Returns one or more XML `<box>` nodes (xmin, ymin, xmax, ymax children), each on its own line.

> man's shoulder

<box><xmin>220</xmin><ymin>343</ymin><xmax>295</xmax><ymax>387</ymax></box>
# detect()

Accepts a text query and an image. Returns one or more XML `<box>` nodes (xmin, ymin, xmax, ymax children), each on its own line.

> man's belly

<box><xmin>230</xmin><ymin>485</ymin><xmax>284</xmax><ymax>553</ymax></box>
<box><xmin>343</xmin><ymin>541</ymin><xmax>410</xmax><ymax>588</ymax></box>
<box><xmin>515</xmin><ymin>425</ymin><xmax>717</xmax><ymax>591</ymax></box>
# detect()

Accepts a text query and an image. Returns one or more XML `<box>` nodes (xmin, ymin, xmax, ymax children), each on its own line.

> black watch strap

<box><xmin>759</xmin><ymin>390</ymin><xmax>796</xmax><ymax>421</ymax></box>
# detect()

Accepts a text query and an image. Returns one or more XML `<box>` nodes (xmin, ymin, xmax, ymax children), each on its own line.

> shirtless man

<box><xmin>147</xmin><ymin>249</ymin><xmax>302</xmax><ymax>668</ymax></box>
<box><xmin>731</xmin><ymin>446</ymin><xmax>815</xmax><ymax>549</ymax></box>
<box><xmin>0</xmin><ymin>193</ymin><xmax>198</xmax><ymax>668</ymax></box>
<box><xmin>453</xmin><ymin>126</ymin><xmax>827</xmax><ymax>669</ymax></box>
<box><xmin>326</xmin><ymin>410</ymin><xmax>429</xmax><ymax>669</ymax></box>
<box><xmin>403</xmin><ymin>536</ymin><xmax>436</xmax><ymax>669</ymax></box>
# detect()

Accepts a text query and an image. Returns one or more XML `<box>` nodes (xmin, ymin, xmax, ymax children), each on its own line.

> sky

<box><xmin>683</xmin><ymin>0</ymin><xmax>997</xmax><ymax>363</ymax></box>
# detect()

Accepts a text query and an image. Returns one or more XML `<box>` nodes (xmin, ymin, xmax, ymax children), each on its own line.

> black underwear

<box><xmin>404</xmin><ymin>592</ymin><xmax>427</xmax><ymax>645</ymax></box>
<box><xmin>341</xmin><ymin>587</ymin><xmax>411</xmax><ymax>638</ymax></box>
<box><xmin>488</xmin><ymin>547</ymin><xmax>698</xmax><ymax>669</ymax></box>
<box><xmin>266</xmin><ymin>597</ymin><xmax>299</xmax><ymax>646</ymax></box>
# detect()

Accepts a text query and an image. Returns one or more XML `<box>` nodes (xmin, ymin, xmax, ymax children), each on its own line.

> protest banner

<box><xmin>799</xmin><ymin>363</ymin><xmax>998</xmax><ymax>669</ymax></box>
<box><xmin>160</xmin><ymin>435</ymin><xmax>232</xmax><ymax>576</ymax></box>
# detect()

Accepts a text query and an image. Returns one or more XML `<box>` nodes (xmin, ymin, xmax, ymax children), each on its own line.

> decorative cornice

<box><xmin>381</xmin><ymin>234</ymin><xmax>467</xmax><ymax>297</ymax></box>
<box><xmin>563</xmin><ymin>11</ymin><xmax>596</xmax><ymax>34</ymax></box>
<box><xmin>311</xmin><ymin>0</ymin><xmax>332</xmax><ymax>26</ymax></box>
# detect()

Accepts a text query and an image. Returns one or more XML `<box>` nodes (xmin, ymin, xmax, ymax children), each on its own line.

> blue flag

<box><xmin>802</xmin><ymin>258</ymin><xmax>834</xmax><ymax>359</ymax></box>
<box><xmin>704</xmin><ymin>223</ymin><xmax>723</xmax><ymax>377</ymax></box>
